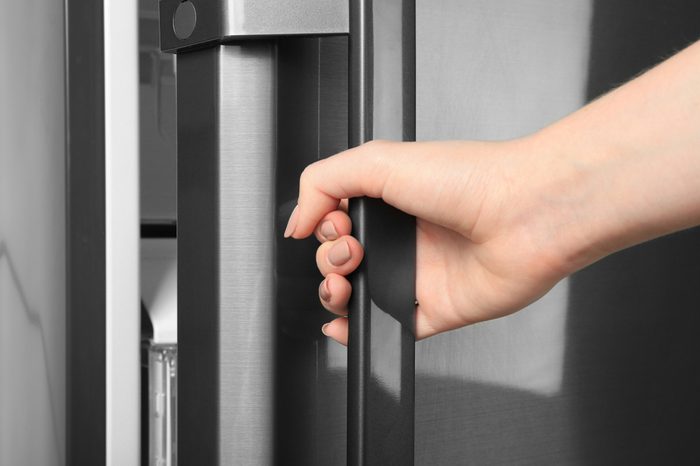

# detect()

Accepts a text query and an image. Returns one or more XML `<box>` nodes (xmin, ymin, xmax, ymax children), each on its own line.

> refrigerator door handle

<box><xmin>161</xmin><ymin>1</ymin><xmax>416</xmax><ymax>464</ymax></box>
<box><xmin>347</xmin><ymin>1</ymin><xmax>417</xmax><ymax>465</ymax></box>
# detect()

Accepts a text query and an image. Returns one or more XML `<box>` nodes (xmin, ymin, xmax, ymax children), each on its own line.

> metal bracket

<box><xmin>159</xmin><ymin>0</ymin><xmax>349</xmax><ymax>52</ymax></box>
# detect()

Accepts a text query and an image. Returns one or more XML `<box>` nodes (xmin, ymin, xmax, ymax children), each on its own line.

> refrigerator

<box><xmin>3</xmin><ymin>0</ymin><xmax>700</xmax><ymax>465</ymax></box>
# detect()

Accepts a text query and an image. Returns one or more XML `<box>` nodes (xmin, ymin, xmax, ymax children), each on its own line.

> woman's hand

<box><xmin>284</xmin><ymin>137</ymin><xmax>585</xmax><ymax>345</ymax></box>
<box><xmin>284</xmin><ymin>40</ymin><xmax>700</xmax><ymax>346</ymax></box>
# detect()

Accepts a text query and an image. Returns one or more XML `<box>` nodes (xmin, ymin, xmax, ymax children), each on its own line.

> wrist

<box><xmin>518</xmin><ymin>127</ymin><xmax>625</xmax><ymax>277</ymax></box>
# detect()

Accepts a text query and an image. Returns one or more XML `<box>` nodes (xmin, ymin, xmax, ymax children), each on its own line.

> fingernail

<box><xmin>284</xmin><ymin>205</ymin><xmax>299</xmax><ymax>238</ymax></box>
<box><xmin>320</xmin><ymin>220</ymin><xmax>338</xmax><ymax>241</ymax></box>
<box><xmin>319</xmin><ymin>279</ymin><xmax>332</xmax><ymax>302</ymax></box>
<box><xmin>328</xmin><ymin>240</ymin><xmax>351</xmax><ymax>266</ymax></box>
<box><xmin>321</xmin><ymin>322</ymin><xmax>331</xmax><ymax>336</ymax></box>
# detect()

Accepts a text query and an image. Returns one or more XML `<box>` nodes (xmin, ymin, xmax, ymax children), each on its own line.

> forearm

<box><xmin>537</xmin><ymin>40</ymin><xmax>700</xmax><ymax>272</ymax></box>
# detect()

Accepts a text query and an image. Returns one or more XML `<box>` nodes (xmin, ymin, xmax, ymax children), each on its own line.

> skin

<box><xmin>285</xmin><ymin>40</ymin><xmax>700</xmax><ymax>346</ymax></box>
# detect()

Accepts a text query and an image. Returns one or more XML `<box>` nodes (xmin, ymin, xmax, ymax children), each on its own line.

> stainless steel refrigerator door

<box><xmin>173</xmin><ymin>1</ymin><xmax>700</xmax><ymax>465</ymax></box>
<box><xmin>414</xmin><ymin>1</ymin><xmax>700</xmax><ymax>464</ymax></box>
<box><xmin>0</xmin><ymin>1</ymin><xmax>66</xmax><ymax>464</ymax></box>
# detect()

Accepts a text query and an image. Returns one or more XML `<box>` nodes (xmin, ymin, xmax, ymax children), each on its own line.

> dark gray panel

<box><xmin>65</xmin><ymin>0</ymin><xmax>105</xmax><ymax>464</ymax></box>
<box><xmin>139</xmin><ymin>0</ymin><xmax>177</xmax><ymax>222</ymax></box>
<box><xmin>416</xmin><ymin>1</ymin><xmax>700</xmax><ymax>465</ymax></box>
<box><xmin>275</xmin><ymin>36</ymin><xmax>349</xmax><ymax>466</ymax></box>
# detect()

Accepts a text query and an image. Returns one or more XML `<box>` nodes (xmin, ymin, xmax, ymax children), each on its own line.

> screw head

<box><xmin>173</xmin><ymin>1</ymin><xmax>197</xmax><ymax>40</ymax></box>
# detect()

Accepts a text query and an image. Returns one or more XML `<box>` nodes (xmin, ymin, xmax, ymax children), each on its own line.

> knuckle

<box><xmin>299</xmin><ymin>163</ymin><xmax>317</xmax><ymax>187</ymax></box>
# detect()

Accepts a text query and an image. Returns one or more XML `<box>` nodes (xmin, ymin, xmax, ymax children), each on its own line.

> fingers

<box><xmin>321</xmin><ymin>317</ymin><xmax>348</xmax><ymax>346</ymax></box>
<box><xmin>313</xmin><ymin>209</ymin><xmax>352</xmax><ymax>243</ymax></box>
<box><xmin>315</xmin><ymin>235</ymin><xmax>364</xmax><ymax>277</ymax></box>
<box><xmin>319</xmin><ymin>273</ymin><xmax>351</xmax><ymax>316</ymax></box>
<box><xmin>287</xmin><ymin>141</ymin><xmax>395</xmax><ymax>239</ymax></box>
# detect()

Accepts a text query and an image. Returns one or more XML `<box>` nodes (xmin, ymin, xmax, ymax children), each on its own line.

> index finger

<box><xmin>287</xmin><ymin>141</ymin><xmax>393</xmax><ymax>239</ymax></box>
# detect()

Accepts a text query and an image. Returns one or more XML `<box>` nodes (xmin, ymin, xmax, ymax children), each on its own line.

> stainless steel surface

<box><xmin>414</xmin><ymin>1</ymin><xmax>700</xmax><ymax>464</ymax></box>
<box><xmin>159</xmin><ymin>0</ymin><xmax>349</xmax><ymax>52</ymax></box>
<box><xmin>372</xmin><ymin>0</ymin><xmax>414</xmax><ymax>141</ymax></box>
<box><xmin>217</xmin><ymin>44</ymin><xmax>276</xmax><ymax>464</ymax></box>
<box><xmin>223</xmin><ymin>0</ymin><xmax>348</xmax><ymax>36</ymax></box>
<box><xmin>0</xmin><ymin>1</ymin><xmax>65</xmax><ymax>464</ymax></box>
<box><xmin>347</xmin><ymin>1</ymin><xmax>416</xmax><ymax>464</ymax></box>
<box><xmin>177</xmin><ymin>43</ymin><xmax>276</xmax><ymax>465</ymax></box>
<box><xmin>274</xmin><ymin>37</ymin><xmax>350</xmax><ymax>466</ymax></box>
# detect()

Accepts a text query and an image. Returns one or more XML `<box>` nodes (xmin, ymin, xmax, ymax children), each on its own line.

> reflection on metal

<box><xmin>347</xmin><ymin>1</ymin><xmax>416</xmax><ymax>464</ymax></box>
<box><xmin>159</xmin><ymin>0</ymin><xmax>349</xmax><ymax>52</ymax></box>
<box><xmin>140</xmin><ymin>0</ymin><xmax>177</xmax><ymax>221</ymax></box>
<box><xmin>0</xmin><ymin>242</ymin><xmax>63</xmax><ymax>460</ymax></box>
<box><xmin>416</xmin><ymin>281</ymin><xmax>569</xmax><ymax>397</ymax></box>
<box><xmin>413</xmin><ymin>1</ymin><xmax>700</xmax><ymax>465</ymax></box>
<box><xmin>176</xmin><ymin>44</ymin><xmax>276</xmax><ymax>465</ymax></box>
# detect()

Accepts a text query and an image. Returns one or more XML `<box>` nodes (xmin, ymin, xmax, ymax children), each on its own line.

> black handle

<box><xmin>347</xmin><ymin>1</ymin><xmax>416</xmax><ymax>464</ymax></box>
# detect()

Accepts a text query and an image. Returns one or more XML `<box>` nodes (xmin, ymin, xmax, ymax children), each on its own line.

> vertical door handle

<box><xmin>347</xmin><ymin>1</ymin><xmax>417</xmax><ymax>465</ymax></box>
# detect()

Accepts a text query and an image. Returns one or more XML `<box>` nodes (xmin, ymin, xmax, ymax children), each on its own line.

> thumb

<box><xmin>288</xmin><ymin>140</ymin><xmax>394</xmax><ymax>239</ymax></box>
<box><xmin>287</xmin><ymin>139</ymin><xmax>479</xmax><ymax>239</ymax></box>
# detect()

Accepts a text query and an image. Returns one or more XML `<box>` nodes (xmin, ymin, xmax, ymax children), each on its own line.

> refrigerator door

<box><xmin>0</xmin><ymin>2</ymin><xmax>66</xmax><ymax>464</ymax></box>
<box><xmin>169</xmin><ymin>1</ymin><xmax>700</xmax><ymax>465</ymax></box>
<box><xmin>414</xmin><ymin>1</ymin><xmax>700</xmax><ymax>465</ymax></box>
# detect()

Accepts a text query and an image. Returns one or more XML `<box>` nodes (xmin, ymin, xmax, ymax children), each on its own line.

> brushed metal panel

<box><xmin>217</xmin><ymin>44</ymin><xmax>277</xmax><ymax>465</ymax></box>
<box><xmin>224</xmin><ymin>0</ymin><xmax>349</xmax><ymax>37</ymax></box>
<box><xmin>415</xmin><ymin>1</ymin><xmax>700</xmax><ymax>465</ymax></box>
<box><xmin>177</xmin><ymin>43</ymin><xmax>276</xmax><ymax>465</ymax></box>
<box><xmin>159</xmin><ymin>0</ymin><xmax>349</xmax><ymax>52</ymax></box>
<box><xmin>179</xmin><ymin>37</ymin><xmax>350</xmax><ymax>466</ymax></box>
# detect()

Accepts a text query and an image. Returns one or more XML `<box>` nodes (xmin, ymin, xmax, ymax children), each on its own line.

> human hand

<box><xmin>284</xmin><ymin>138</ymin><xmax>584</xmax><ymax>345</ymax></box>
<box><xmin>283</xmin><ymin>40</ymin><xmax>700</xmax><ymax>346</ymax></box>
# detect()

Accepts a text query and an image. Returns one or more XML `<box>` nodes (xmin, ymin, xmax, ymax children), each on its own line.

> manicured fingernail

<box><xmin>320</xmin><ymin>220</ymin><xmax>338</xmax><ymax>241</ymax></box>
<box><xmin>319</xmin><ymin>279</ymin><xmax>332</xmax><ymax>302</ymax></box>
<box><xmin>284</xmin><ymin>205</ymin><xmax>299</xmax><ymax>238</ymax></box>
<box><xmin>328</xmin><ymin>240</ymin><xmax>351</xmax><ymax>266</ymax></box>
<box><xmin>321</xmin><ymin>322</ymin><xmax>331</xmax><ymax>336</ymax></box>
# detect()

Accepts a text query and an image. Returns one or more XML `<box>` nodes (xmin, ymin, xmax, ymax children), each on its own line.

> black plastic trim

<box><xmin>141</xmin><ymin>220</ymin><xmax>177</xmax><ymax>238</ymax></box>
